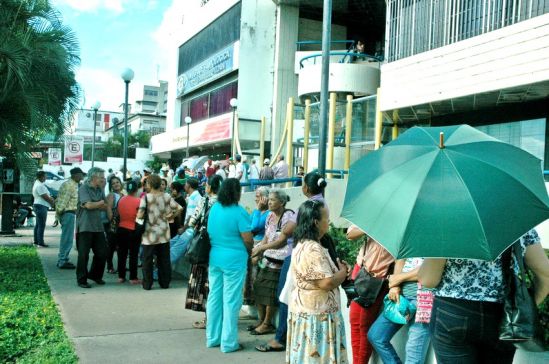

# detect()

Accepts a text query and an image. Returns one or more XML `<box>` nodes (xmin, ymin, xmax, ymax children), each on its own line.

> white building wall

<box><xmin>271</xmin><ymin>4</ymin><xmax>299</xmax><ymax>156</ymax></box>
<box><xmin>380</xmin><ymin>13</ymin><xmax>549</xmax><ymax>111</ymax></box>
<box><xmin>237</xmin><ymin>0</ymin><xmax>277</xmax><ymax>141</ymax></box>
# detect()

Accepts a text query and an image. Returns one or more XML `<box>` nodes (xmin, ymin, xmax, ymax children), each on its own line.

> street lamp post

<box><xmin>121</xmin><ymin>68</ymin><xmax>134</xmax><ymax>179</ymax></box>
<box><xmin>185</xmin><ymin>116</ymin><xmax>192</xmax><ymax>158</ymax></box>
<box><xmin>230</xmin><ymin>98</ymin><xmax>238</xmax><ymax>159</ymax></box>
<box><xmin>91</xmin><ymin>101</ymin><xmax>101</xmax><ymax>167</ymax></box>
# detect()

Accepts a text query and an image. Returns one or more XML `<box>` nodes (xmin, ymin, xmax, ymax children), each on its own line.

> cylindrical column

<box><xmin>318</xmin><ymin>0</ymin><xmax>332</xmax><ymax>176</ymax></box>
<box><xmin>123</xmin><ymin>81</ymin><xmax>130</xmax><ymax>178</ymax></box>
<box><xmin>392</xmin><ymin>110</ymin><xmax>399</xmax><ymax>140</ymax></box>
<box><xmin>344</xmin><ymin>94</ymin><xmax>353</xmax><ymax>177</ymax></box>
<box><xmin>374</xmin><ymin>87</ymin><xmax>383</xmax><ymax>150</ymax></box>
<box><xmin>91</xmin><ymin>109</ymin><xmax>98</xmax><ymax>167</ymax></box>
<box><xmin>259</xmin><ymin>116</ymin><xmax>266</xmax><ymax>165</ymax></box>
<box><xmin>286</xmin><ymin>97</ymin><xmax>294</xmax><ymax>177</ymax></box>
<box><xmin>303</xmin><ymin>99</ymin><xmax>311</xmax><ymax>173</ymax></box>
<box><xmin>327</xmin><ymin>92</ymin><xmax>336</xmax><ymax>178</ymax></box>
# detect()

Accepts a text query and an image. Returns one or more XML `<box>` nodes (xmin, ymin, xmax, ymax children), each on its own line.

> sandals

<box><xmin>129</xmin><ymin>279</ymin><xmax>142</xmax><ymax>285</ymax></box>
<box><xmin>250</xmin><ymin>325</ymin><xmax>276</xmax><ymax>335</ymax></box>
<box><xmin>107</xmin><ymin>269</ymin><xmax>117</xmax><ymax>274</ymax></box>
<box><xmin>247</xmin><ymin>323</ymin><xmax>262</xmax><ymax>331</ymax></box>
<box><xmin>192</xmin><ymin>319</ymin><xmax>206</xmax><ymax>329</ymax></box>
<box><xmin>255</xmin><ymin>344</ymin><xmax>285</xmax><ymax>352</ymax></box>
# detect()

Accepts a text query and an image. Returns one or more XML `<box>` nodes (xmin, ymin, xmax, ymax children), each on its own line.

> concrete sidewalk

<box><xmin>7</xmin><ymin>212</ymin><xmax>284</xmax><ymax>363</ymax></box>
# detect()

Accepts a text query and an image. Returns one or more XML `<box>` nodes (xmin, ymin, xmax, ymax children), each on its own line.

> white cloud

<box><xmin>76</xmin><ymin>67</ymin><xmax>143</xmax><ymax>112</ymax></box>
<box><xmin>52</xmin><ymin>0</ymin><xmax>127</xmax><ymax>14</ymax></box>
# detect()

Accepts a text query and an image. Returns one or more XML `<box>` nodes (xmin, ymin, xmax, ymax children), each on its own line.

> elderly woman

<box><xmin>249</xmin><ymin>189</ymin><xmax>293</xmax><ymax>336</ymax></box>
<box><xmin>243</xmin><ymin>187</ymin><xmax>271</xmax><ymax>306</ymax></box>
<box><xmin>186</xmin><ymin>174</ymin><xmax>223</xmax><ymax>329</ymax></box>
<box><xmin>105</xmin><ymin>176</ymin><xmax>124</xmax><ymax>274</ymax></box>
<box><xmin>206</xmin><ymin>178</ymin><xmax>253</xmax><ymax>353</ymax></box>
<box><xmin>137</xmin><ymin>174</ymin><xmax>183</xmax><ymax>290</ymax></box>
<box><xmin>287</xmin><ymin>200</ymin><xmax>349</xmax><ymax>363</ymax></box>
<box><xmin>419</xmin><ymin>229</ymin><xmax>549</xmax><ymax>363</ymax></box>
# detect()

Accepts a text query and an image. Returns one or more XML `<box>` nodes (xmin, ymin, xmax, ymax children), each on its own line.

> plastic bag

<box><xmin>382</xmin><ymin>294</ymin><xmax>416</xmax><ymax>325</ymax></box>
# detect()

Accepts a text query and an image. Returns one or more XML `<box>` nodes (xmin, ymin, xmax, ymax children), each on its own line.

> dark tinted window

<box><xmin>178</xmin><ymin>3</ymin><xmax>241</xmax><ymax>75</ymax></box>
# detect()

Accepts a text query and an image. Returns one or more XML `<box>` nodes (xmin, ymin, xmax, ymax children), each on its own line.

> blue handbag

<box><xmin>382</xmin><ymin>295</ymin><xmax>416</xmax><ymax>325</ymax></box>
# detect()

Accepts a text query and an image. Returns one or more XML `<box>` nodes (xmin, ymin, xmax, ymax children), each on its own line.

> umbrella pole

<box><xmin>440</xmin><ymin>132</ymin><xmax>445</xmax><ymax>149</ymax></box>
<box><xmin>374</xmin><ymin>87</ymin><xmax>383</xmax><ymax>150</ymax></box>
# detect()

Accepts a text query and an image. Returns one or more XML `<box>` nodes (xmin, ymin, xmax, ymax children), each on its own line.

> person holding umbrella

<box><xmin>419</xmin><ymin>229</ymin><xmax>549</xmax><ymax>363</ymax></box>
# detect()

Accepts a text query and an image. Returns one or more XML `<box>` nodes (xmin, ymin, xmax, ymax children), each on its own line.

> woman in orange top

<box><xmin>116</xmin><ymin>180</ymin><xmax>142</xmax><ymax>284</ymax></box>
<box><xmin>347</xmin><ymin>224</ymin><xmax>394</xmax><ymax>364</ymax></box>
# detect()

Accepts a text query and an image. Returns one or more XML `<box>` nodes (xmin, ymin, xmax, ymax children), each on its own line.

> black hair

<box><xmin>171</xmin><ymin>181</ymin><xmax>185</xmax><ymax>193</ymax></box>
<box><xmin>109</xmin><ymin>176</ymin><xmax>122</xmax><ymax>192</ymax></box>
<box><xmin>126</xmin><ymin>180</ymin><xmax>138</xmax><ymax>193</ymax></box>
<box><xmin>217</xmin><ymin>178</ymin><xmax>241</xmax><ymax>206</ymax></box>
<box><xmin>161</xmin><ymin>178</ymin><xmax>168</xmax><ymax>186</ymax></box>
<box><xmin>303</xmin><ymin>172</ymin><xmax>327</xmax><ymax>196</ymax></box>
<box><xmin>293</xmin><ymin>200</ymin><xmax>325</xmax><ymax>245</ymax></box>
<box><xmin>36</xmin><ymin>171</ymin><xmax>46</xmax><ymax>179</ymax></box>
<box><xmin>177</xmin><ymin>169</ymin><xmax>185</xmax><ymax>176</ymax></box>
<box><xmin>208</xmin><ymin>174</ymin><xmax>223</xmax><ymax>194</ymax></box>
<box><xmin>186</xmin><ymin>177</ymin><xmax>199</xmax><ymax>190</ymax></box>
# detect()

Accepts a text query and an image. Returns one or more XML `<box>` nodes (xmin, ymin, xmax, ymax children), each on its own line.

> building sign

<box><xmin>48</xmin><ymin>148</ymin><xmax>62</xmax><ymax>166</ymax></box>
<box><xmin>177</xmin><ymin>44</ymin><xmax>235</xmax><ymax>96</ymax></box>
<box><xmin>151</xmin><ymin>113</ymin><xmax>231</xmax><ymax>154</ymax></box>
<box><xmin>64</xmin><ymin>136</ymin><xmax>84</xmax><ymax>164</ymax></box>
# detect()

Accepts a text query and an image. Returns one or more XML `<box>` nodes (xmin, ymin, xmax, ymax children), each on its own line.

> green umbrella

<box><xmin>341</xmin><ymin>125</ymin><xmax>549</xmax><ymax>260</ymax></box>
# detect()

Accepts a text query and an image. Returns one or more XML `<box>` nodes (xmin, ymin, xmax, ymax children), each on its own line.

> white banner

<box><xmin>48</xmin><ymin>148</ymin><xmax>62</xmax><ymax>166</ymax></box>
<box><xmin>64</xmin><ymin>136</ymin><xmax>84</xmax><ymax>164</ymax></box>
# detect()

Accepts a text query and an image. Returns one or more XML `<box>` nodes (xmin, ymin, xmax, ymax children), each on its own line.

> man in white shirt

<box><xmin>249</xmin><ymin>159</ymin><xmax>260</xmax><ymax>180</ymax></box>
<box><xmin>227</xmin><ymin>158</ymin><xmax>237</xmax><ymax>178</ymax></box>
<box><xmin>215</xmin><ymin>162</ymin><xmax>227</xmax><ymax>179</ymax></box>
<box><xmin>273</xmin><ymin>155</ymin><xmax>289</xmax><ymax>179</ymax></box>
<box><xmin>32</xmin><ymin>171</ymin><xmax>56</xmax><ymax>247</ymax></box>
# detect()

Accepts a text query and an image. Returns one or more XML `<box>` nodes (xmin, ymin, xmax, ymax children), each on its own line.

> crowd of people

<box><xmin>28</xmin><ymin>160</ymin><xmax>549</xmax><ymax>364</ymax></box>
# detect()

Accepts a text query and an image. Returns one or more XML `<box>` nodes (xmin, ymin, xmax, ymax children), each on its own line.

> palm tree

<box><xmin>0</xmin><ymin>0</ymin><xmax>81</xmax><ymax>233</ymax></box>
<box><xmin>0</xmin><ymin>0</ymin><xmax>81</xmax><ymax>152</ymax></box>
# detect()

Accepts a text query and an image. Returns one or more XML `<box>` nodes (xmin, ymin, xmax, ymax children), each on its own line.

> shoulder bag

<box><xmin>186</xmin><ymin>197</ymin><xmax>211</xmax><ymax>265</ymax></box>
<box><xmin>499</xmin><ymin>242</ymin><xmax>544</xmax><ymax>351</ymax></box>
<box><xmin>353</xmin><ymin>267</ymin><xmax>388</xmax><ymax>307</ymax></box>
<box><xmin>134</xmin><ymin>195</ymin><xmax>148</xmax><ymax>238</ymax></box>
<box><xmin>263</xmin><ymin>209</ymin><xmax>294</xmax><ymax>265</ymax></box>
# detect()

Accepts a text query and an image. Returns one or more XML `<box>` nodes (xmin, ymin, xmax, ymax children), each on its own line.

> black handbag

<box><xmin>134</xmin><ymin>195</ymin><xmax>148</xmax><ymax>238</ymax></box>
<box><xmin>186</xmin><ymin>198</ymin><xmax>211</xmax><ymax>265</ymax></box>
<box><xmin>353</xmin><ymin>268</ymin><xmax>388</xmax><ymax>308</ymax></box>
<box><xmin>499</xmin><ymin>242</ymin><xmax>543</xmax><ymax>351</ymax></box>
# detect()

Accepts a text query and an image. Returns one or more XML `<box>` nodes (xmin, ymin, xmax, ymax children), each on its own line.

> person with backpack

<box><xmin>249</xmin><ymin>189</ymin><xmax>293</xmax><ymax>336</ymax></box>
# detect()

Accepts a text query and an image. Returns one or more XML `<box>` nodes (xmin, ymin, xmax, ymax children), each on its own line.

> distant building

<box><xmin>113</xmin><ymin>112</ymin><xmax>166</xmax><ymax>136</ymax></box>
<box><xmin>135</xmin><ymin>81</ymin><xmax>168</xmax><ymax>115</ymax></box>
<box><xmin>72</xmin><ymin>108</ymin><xmax>125</xmax><ymax>143</ymax></box>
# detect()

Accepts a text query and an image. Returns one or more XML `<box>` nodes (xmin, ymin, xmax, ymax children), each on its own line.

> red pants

<box><xmin>349</xmin><ymin>291</ymin><xmax>386</xmax><ymax>364</ymax></box>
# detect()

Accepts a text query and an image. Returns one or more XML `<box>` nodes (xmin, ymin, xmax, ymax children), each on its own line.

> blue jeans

<box><xmin>206</xmin><ymin>264</ymin><xmax>246</xmax><ymax>353</ymax></box>
<box><xmin>430</xmin><ymin>296</ymin><xmax>515</xmax><ymax>364</ymax></box>
<box><xmin>58</xmin><ymin>212</ymin><xmax>75</xmax><ymax>266</ymax></box>
<box><xmin>33</xmin><ymin>204</ymin><xmax>48</xmax><ymax>245</ymax></box>
<box><xmin>169</xmin><ymin>228</ymin><xmax>194</xmax><ymax>266</ymax></box>
<box><xmin>368</xmin><ymin>298</ymin><xmax>430</xmax><ymax>364</ymax></box>
<box><xmin>275</xmin><ymin>255</ymin><xmax>291</xmax><ymax>344</ymax></box>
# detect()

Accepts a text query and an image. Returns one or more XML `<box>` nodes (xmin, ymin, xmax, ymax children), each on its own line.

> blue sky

<box><xmin>52</xmin><ymin>0</ymin><xmax>174</xmax><ymax>111</ymax></box>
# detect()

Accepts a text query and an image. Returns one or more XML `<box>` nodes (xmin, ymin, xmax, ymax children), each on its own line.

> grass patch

<box><xmin>0</xmin><ymin>246</ymin><xmax>77</xmax><ymax>363</ymax></box>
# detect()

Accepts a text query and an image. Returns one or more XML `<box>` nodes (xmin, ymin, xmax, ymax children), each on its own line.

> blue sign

<box><xmin>177</xmin><ymin>44</ymin><xmax>234</xmax><ymax>96</ymax></box>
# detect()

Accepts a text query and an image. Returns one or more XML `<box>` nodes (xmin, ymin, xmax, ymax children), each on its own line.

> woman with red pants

<box><xmin>347</xmin><ymin>224</ymin><xmax>394</xmax><ymax>364</ymax></box>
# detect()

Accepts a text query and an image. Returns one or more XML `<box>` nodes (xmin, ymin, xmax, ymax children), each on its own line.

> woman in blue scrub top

<box><xmin>206</xmin><ymin>178</ymin><xmax>254</xmax><ymax>353</ymax></box>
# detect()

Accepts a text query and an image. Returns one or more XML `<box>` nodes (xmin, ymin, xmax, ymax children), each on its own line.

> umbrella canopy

<box><xmin>341</xmin><ymin>125</ymin><xmax>549</xmax><ymax>260</ymax></box>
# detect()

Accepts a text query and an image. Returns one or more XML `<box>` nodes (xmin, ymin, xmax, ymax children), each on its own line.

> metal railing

<box><xmin>299</xmin><ymin>51</ymin><xmax>383</xmax><ymax>68</ymax></box>
<box><xmin>240</xmin><ymin>177</ymin><xmax>303</xmax><ymax>189</ymax></box>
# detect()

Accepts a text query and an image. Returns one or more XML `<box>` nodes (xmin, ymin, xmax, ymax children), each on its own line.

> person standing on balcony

<box><xmin>55</xmin><ymin>167</ymin><xmax>85</xmax><ymax>268</ymax></box>
<box><xmin>273</xmin><ymin>155</ymin><xmax>289</xmax><ymax>179</ymax></box>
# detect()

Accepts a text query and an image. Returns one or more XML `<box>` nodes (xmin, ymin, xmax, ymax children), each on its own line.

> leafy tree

<box><xmin>0</xmin><ymin>0</ymin><xmax>81</xmax><ymax>165</ymax></box>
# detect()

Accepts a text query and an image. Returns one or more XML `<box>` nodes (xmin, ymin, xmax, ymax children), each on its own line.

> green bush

<box><xmin>330</xmin><ymin>224</ymin><xmax>361</xmax><ymax>265</ymax></box>
<box><xmin>0</xmin><ymin>246</ymin><xmax>77</xmax><ymax>363</ymax></box>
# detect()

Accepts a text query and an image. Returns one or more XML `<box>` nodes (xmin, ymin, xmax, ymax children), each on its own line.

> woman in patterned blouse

<box><xmin>286</xmin><ymin>200</ymin><xmax>350</xmax><ymax>364</ymax></box>
<box><xmin>418</xmin><ymin>229</ymin><xmax>549</xmax><ymax>363</ymax></box>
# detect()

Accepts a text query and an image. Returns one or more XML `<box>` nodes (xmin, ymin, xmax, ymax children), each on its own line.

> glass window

<box><xmin>476</xmin><ymin>118</ymin><xmax>546</xmax><ymax>162</ymax></box>
<box><xmin>209</xmin><ymin>82</ymin><xmax>237</xmax><ymax>118</ymax></box>
<box><xmin>190</xmin><ymin>95</ymin><xmax>209</xmax><ymax>121</ymax></box>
